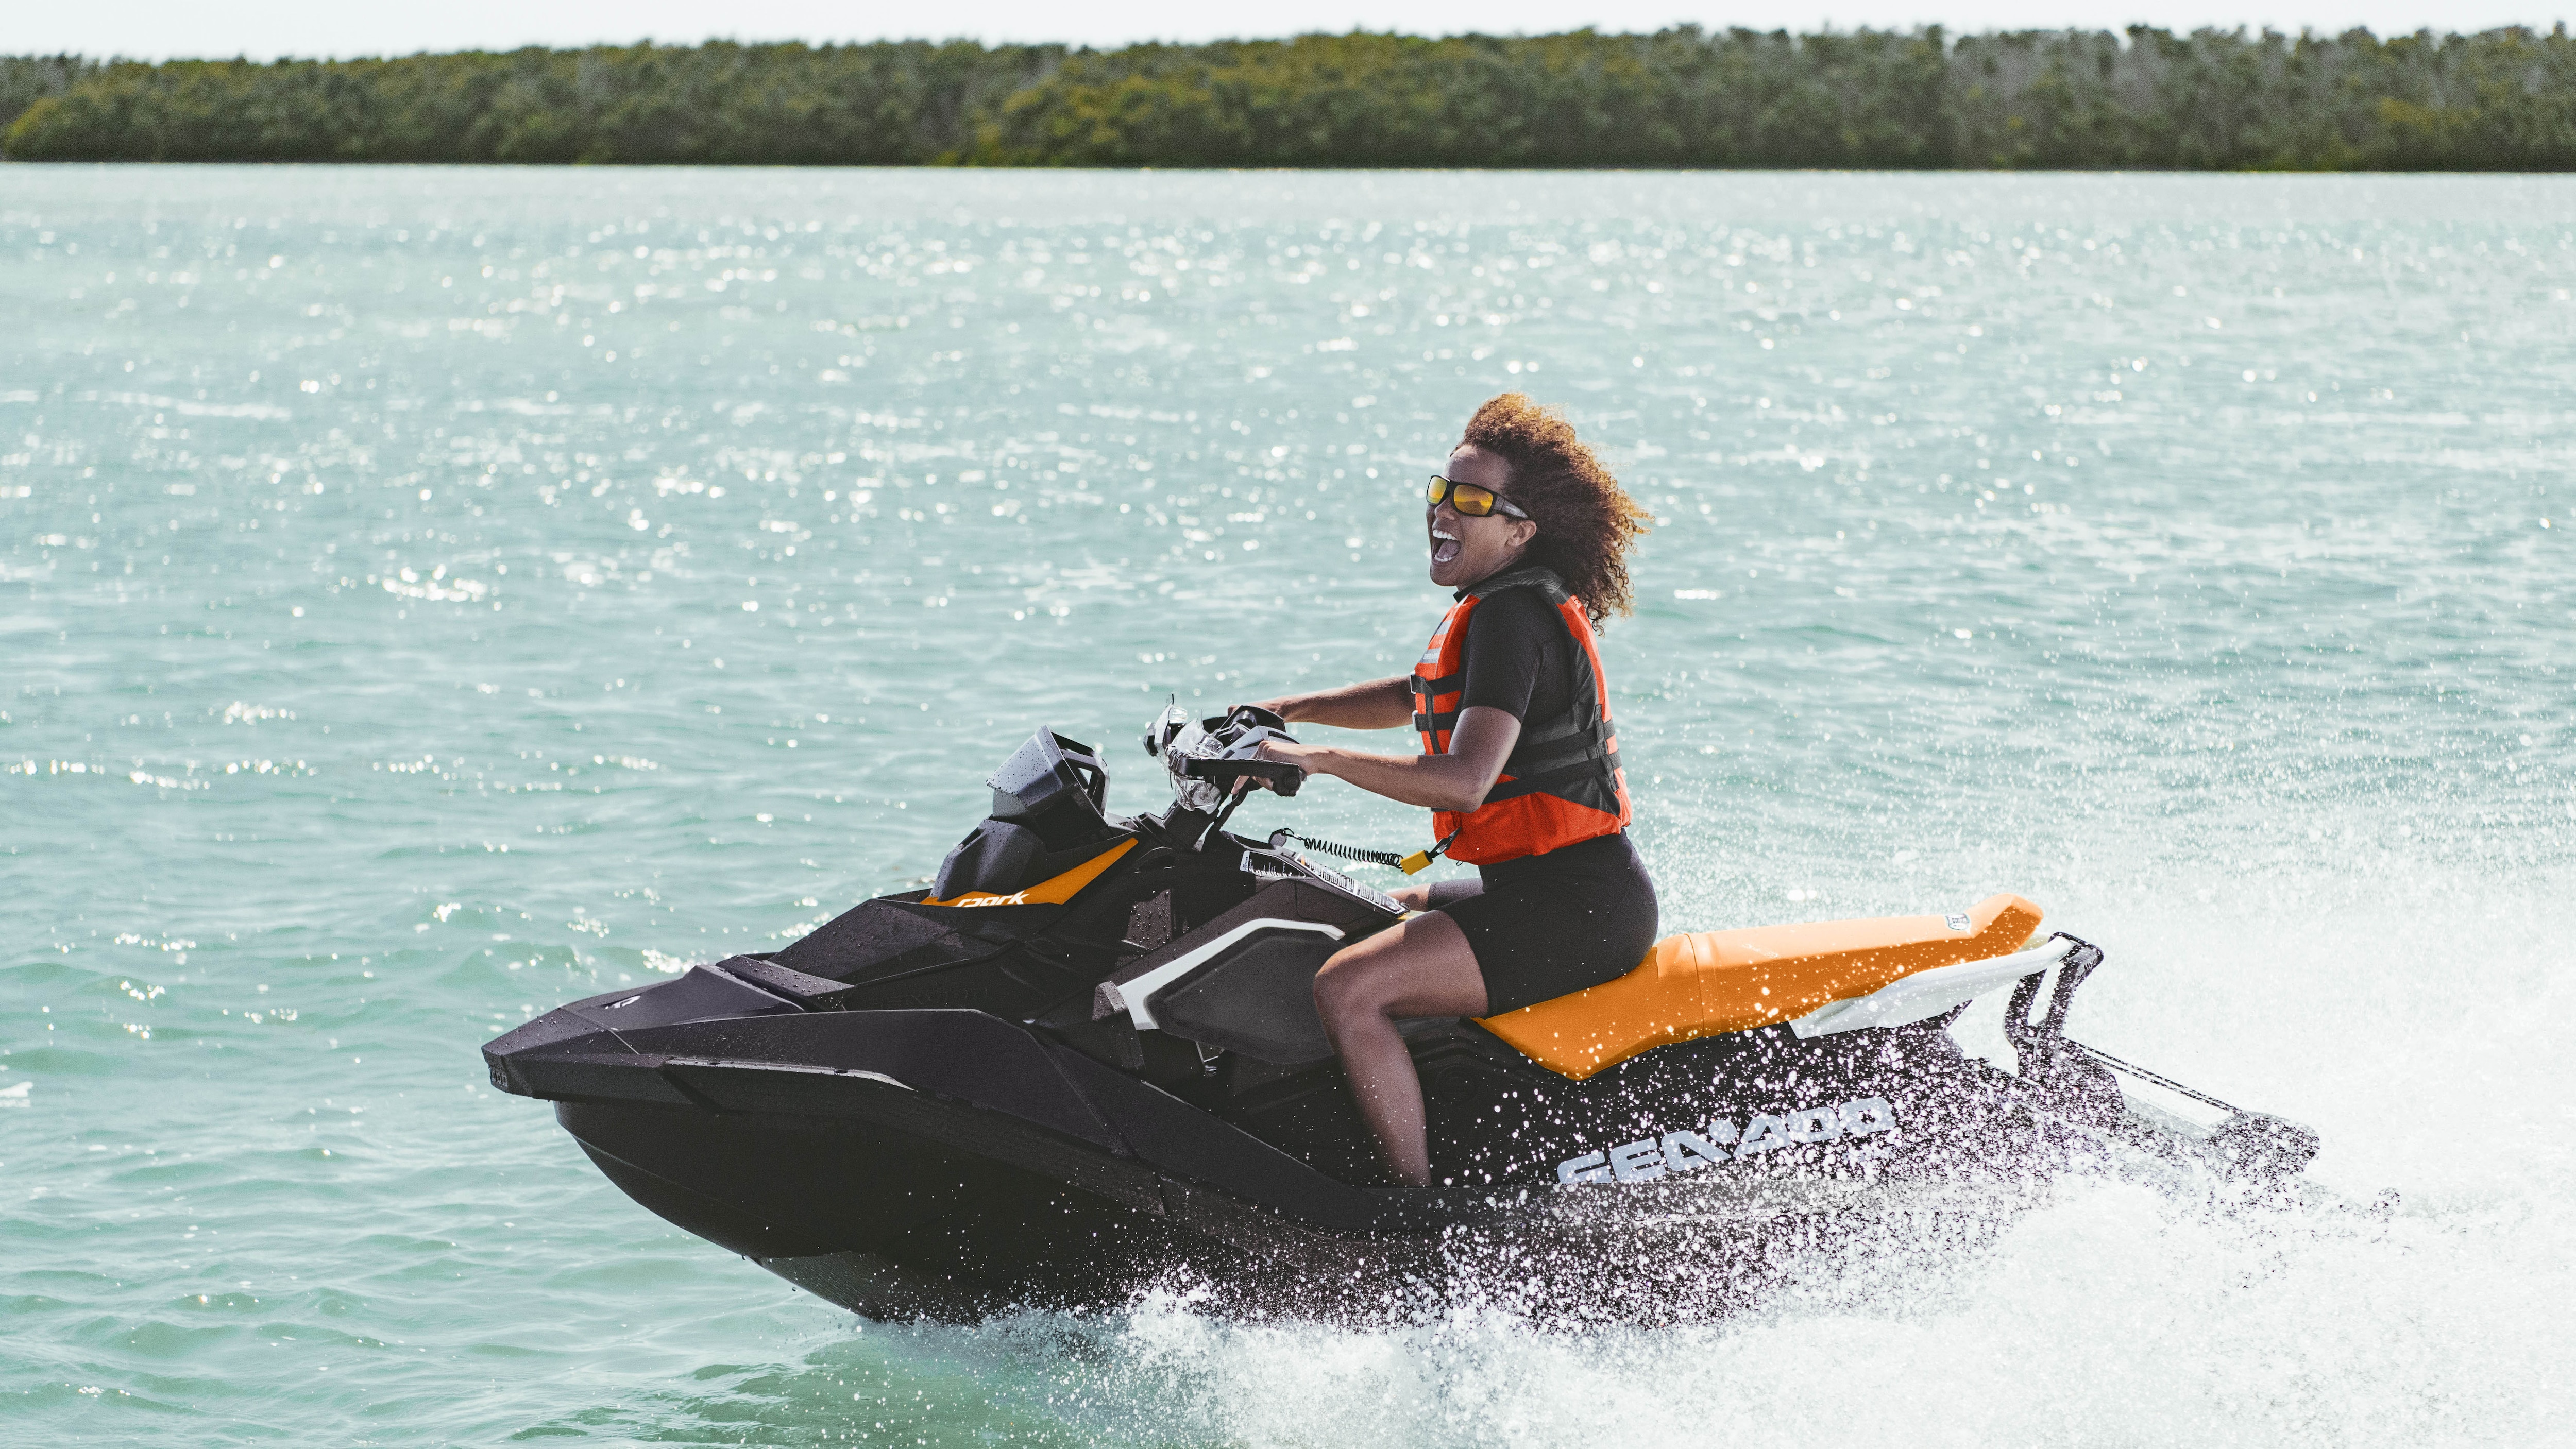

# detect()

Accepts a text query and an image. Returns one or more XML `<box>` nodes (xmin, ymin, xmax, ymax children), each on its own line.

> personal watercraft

<box><xmin>483</xmin><ymin>714</ymin><xmax>2321</xmax><ymax>1319</ymax></box>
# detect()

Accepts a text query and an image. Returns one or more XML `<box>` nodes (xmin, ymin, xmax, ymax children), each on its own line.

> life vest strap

<box><xmin>1495</xmin><ymin>712</ymin><xmax>1613</xmax><ymax>775</ymax></box>
<box><xmin>1484</xmin><ymin>753</ymin><xmax>1623</xmax><ymax>803</ymax></box>
<box><xmin>1501</xmin><ymin>734</ymin><xmax>1618</xmax><ymax>783</ymax></box>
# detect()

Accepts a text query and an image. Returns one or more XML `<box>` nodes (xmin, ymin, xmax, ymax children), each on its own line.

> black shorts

<box><xmin>1439</xmin><ymin>831</ymin><xmax>1659</xmax><ymax>1015</ymax></box>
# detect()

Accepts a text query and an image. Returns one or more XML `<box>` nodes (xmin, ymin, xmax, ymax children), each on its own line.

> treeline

<box><xmin>1</xmin><ymin>54</ymin><xmax>101</xmax><ymax>135</ymax></box>
<box><xmin>0</xmin><ymin>43</ymin><xmax>1057</xmax><ymax>165</ymax></box>
<box><xmin>6</xmin><ymin>27</ymin><xmax>2573</xmax><ymax>169</ymax></box>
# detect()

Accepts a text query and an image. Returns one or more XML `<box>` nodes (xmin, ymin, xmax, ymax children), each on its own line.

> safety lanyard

<box><xmin>1278</xmin><ymin>826</ymin><xmax>1460</xmax><ymax>876</ymax></box>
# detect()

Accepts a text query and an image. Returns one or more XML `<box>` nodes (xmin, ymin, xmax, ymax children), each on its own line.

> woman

<box><xmin>1247</xmin><ymin>394</ymin><xmax>1657</xmax><ymax>1188</ymax></box>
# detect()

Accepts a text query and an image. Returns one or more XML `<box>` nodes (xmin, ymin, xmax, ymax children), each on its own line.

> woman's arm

<box><xmin>1247</xmin><ymin>676</ymin><xmax>1414</xmax><ymax>731</ymax></box>
<box><xmin>1257</xmin><ymin>705</ymin><xmax>1520</xmax><ymax>813</ymax></box>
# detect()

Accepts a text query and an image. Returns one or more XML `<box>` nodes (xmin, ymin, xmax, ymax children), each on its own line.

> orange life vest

<box><xmin>1410</xmin><ymin>567</ymin><xmax>1631</xmax><ymax>867</ymax></box>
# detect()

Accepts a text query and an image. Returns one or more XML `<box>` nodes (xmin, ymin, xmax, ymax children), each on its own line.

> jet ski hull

<box><xmin>559</xmin><ymin>1098</ymin><xmax>1204</xmax><ymax>1317</ymax></box>
<box><xmin>490</xmin><ymin>980</ymin><xmax>2110</xmax><ymax>1319</ymax></box>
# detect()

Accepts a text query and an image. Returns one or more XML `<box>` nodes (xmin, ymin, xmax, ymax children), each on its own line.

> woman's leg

<box><xmin>1312</xmin><ymin>910</ymin><xmax>1489</xmax><ymax>1187</ymax></box>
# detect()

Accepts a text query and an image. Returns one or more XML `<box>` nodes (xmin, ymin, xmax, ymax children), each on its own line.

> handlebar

<box><xmin>1181</xmin><ymin>757</ymin><xmax>1307</xmax><ymax>797</ymax></box>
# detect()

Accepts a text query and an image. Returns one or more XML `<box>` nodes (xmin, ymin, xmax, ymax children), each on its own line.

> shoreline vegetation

<box><xmin>4</xmin><ymin>27</ymin><xmax>2572</xmax><ymax>169</ymax></box>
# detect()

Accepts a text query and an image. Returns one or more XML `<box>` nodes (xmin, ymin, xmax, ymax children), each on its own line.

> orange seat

<box><xmin>1476</xmin><ymin>893</ymin><xmax>2045</xmax><ymax>1079</ymax></box>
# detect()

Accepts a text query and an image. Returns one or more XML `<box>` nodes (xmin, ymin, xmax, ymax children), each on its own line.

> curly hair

<box><xmin>1458</xmin><ymin>394</ymin><xmax>1651</xmax><ymax>625</ymax></box>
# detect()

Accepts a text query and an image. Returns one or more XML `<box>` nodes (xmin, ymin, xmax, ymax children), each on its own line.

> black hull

<box><xmin>562</xmin><ymin>1099</ymin><xmax>1207</xmax><ymax>1317</ymax></box>
<box><xmin>511</xmin><ymin>999</ymin><xmax>2093</xmax><ymax>1319</ymax></box>
<box><xmin>551</xmin><ymin>1080</ymin><xmax>2074</xmax><ymax>1323</ymax></box>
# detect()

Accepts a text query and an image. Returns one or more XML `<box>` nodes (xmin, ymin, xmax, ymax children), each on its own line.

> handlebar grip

<box><xmin>1181</xmin><ymin>758</ymin><xmax>1306</xmax><ymax>797</ymax></box>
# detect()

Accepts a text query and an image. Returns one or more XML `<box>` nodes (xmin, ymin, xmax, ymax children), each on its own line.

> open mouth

<box><xmin>1430</xmin><ymin>526</ymin><xmax>1462</xmax><ymax>566</ymax></box>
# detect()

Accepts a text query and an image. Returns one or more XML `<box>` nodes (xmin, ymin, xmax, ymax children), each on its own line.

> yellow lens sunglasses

<box><xmin>1426</xmin><ymin>474</ymin><xmax>1531</xmax><ymax>520</ymax></box>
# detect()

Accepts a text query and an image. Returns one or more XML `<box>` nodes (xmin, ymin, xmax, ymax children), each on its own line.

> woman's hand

<box><xmin>1247</xmin><ymin>736</ymin><xmax>1317</xmax><ymax>792</ymax></box>
<box><xmin>1251</xmin><ymin>737</ymin><xmax>1313</xmax><ymax>768</ymax></box>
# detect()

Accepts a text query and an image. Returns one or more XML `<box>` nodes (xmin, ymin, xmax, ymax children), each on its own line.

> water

<box><xmin>3</xmin><ymin>165</ymin><xmax>2570</xmax><ymax>1445</ymax></box>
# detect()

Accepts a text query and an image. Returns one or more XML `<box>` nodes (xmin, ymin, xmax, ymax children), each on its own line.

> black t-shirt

<box><xmin>1455</xmin><ymin>585</ymin><xmax>1573</xmax><ymax>729</ymax></box>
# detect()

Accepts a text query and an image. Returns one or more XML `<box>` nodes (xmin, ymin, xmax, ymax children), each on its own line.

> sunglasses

<box><xmin>1426</xmin><ymin>474</ymin><xmax>1531</xmax><ymax>520</ymax></box>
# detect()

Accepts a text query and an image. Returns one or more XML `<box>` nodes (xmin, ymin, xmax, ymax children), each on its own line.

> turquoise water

<box><xmin>3</xmin><ymin>166</ymin><xmax>2570</xmax><ymax>1445</ymax></box>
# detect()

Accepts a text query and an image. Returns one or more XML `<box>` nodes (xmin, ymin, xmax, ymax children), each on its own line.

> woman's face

<box><xmin>1428</xmin><ymin>444</ymin><xmax>1538</xmax><ymax>589</ymax></box>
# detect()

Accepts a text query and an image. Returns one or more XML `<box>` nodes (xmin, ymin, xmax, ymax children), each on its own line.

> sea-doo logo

<box><xmin>1555</xmin><ymin>1098</ymin><xmax>1896</xmax><ymax>1186</ymax></box>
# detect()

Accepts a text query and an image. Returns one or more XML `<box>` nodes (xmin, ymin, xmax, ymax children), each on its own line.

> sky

<box><xmin>16</xmin><ymin>0</ymin><xmax>2567</xmax><ymax>60</ymax></box>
